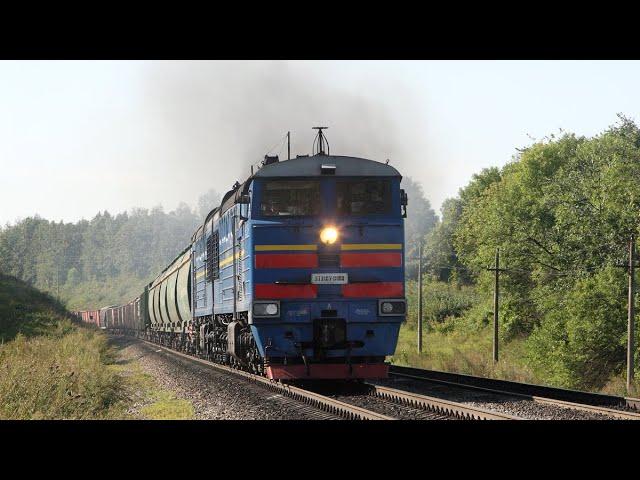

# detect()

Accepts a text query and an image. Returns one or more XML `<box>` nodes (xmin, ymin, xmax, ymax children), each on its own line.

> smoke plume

<box><xmin>141</xmin><ymin>61</ymin><xmax>425</xmax><ymax>208</ymax></box>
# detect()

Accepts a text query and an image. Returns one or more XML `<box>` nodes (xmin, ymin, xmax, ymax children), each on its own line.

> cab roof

<box><xmin>253</xmin><ymin>154</ymin><xmax>401</xmax><ymax>178</ymax></box>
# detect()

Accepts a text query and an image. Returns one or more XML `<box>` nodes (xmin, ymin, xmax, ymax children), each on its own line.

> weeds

<box><xmin>0</xmin><ymin>325</ymin><xmax>127</xmax><ymax>419</ymax></box>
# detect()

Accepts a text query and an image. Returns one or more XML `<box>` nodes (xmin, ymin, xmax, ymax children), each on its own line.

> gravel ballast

<box><xmin>112</xmin><ymin>336</ymin><xmax>340</xmax><ymax>420</ymax></box>
<box><xmin>331</xmin><ymin>392</ymin><xmax>455</xmax><ymax>420</ymax></box>
<box><xmin>373</xmin><ymin>376</ymin><xmax>621</xmax><ymax>420</ymax></box>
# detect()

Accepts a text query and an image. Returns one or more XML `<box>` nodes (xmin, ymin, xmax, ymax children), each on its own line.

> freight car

<box><xmin>95</xmin><ymin>129</ymin><xmax>409</xmax><ymax>380</ymax></box>
<box><xmin>77</xmin><ymin>309</ymin><xmax>101</xmax><ymax>327</ymax></box>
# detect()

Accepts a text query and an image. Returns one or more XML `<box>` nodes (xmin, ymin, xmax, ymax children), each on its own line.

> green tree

<box><xmin>423</xmin><ymin>167</ymin><xmax>501</xmax><ymax>283</ymax></box>
<box><xmin>449</xmin><ymin>116</ymin><xmax>640</xmax><ymax>387</ymax></box>
<box><xmin>401</xmin><ymin>176</ymin><xmax>438</xmax><ymax>277</ymax></box>
<box><xmin>526</xmin><ymin>266</ymin><xmax>629</xmax><ymax>389</ymax></box>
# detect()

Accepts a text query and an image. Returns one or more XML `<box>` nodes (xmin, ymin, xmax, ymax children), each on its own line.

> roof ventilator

<box><xmin>321</xmin><ymin>163</ymin><xmax>336</xmax><ymax>175</ymax></box>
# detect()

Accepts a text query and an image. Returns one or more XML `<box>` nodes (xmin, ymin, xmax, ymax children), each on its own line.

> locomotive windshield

<box><xmin>260</xmin><ymin>180</ymin><xmax>321</xmax><ymax>216</ymax></box>
<box><xmin>337</xmin><ymin>179</ymin><xmax>392</xmax><ymax>215</ymax></box>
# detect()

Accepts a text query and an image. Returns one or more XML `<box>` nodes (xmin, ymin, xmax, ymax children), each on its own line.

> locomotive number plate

<box><xmin>311</xmin><ymin>273</ymin><xmax>348</xmax><ymax>284</ymax></box>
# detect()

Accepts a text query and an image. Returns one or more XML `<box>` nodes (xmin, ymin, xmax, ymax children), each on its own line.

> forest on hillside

<box><xmin>0</xmin><ymin>190</ymin><xmax>222</xmax><ymax>309</ymax></box>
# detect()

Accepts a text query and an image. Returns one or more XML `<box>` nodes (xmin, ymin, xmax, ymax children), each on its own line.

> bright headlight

<box><xmin>320</xmin><ymin>226</ymin><xmax>339</xmax><ymax>244</ymax></box>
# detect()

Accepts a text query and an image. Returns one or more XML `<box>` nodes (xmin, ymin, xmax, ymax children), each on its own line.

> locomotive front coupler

<box><xmin>293</xmin><ymin>342</ymin><xmax>311</xmax><ymax>376</ymax></box>
<box><xmin>264</xmin><ymin>342</ymin><xmax>292</xmax><ymax>370</ymax></box>
<box><xmin>302</xmin><ymin>353</ymin><xmax>309</xmax><ymax>377</ymax></box>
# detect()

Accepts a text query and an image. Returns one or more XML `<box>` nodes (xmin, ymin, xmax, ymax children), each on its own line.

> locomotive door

<box><xmin>236</xmin><ymin>219</ymin><xmax>244</xmax><ymax>303</ymax></box>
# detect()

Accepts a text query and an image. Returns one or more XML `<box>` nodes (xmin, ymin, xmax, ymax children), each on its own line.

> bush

<box><xmin>525</xmin><ymin>266</ymin><xmax>632</xmax><ymax>389</ymax></box>
<box><xmin>405</xmin><ymin>278</ymin><xmax>482</xmax><ymax>332</ymax></box>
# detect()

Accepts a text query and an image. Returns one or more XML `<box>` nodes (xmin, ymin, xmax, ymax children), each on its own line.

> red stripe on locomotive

<box><xmin>340</xmin><ymin>252</ymin><xmax>402</xmax><ymax>268</ymax></box>
<box><xmin>255</xmin><ymin>253</ymin><xmax>318</xmax><ymax>269</ymax></box>
<box><xmin>255</xmin><ymin>284</ymin><xmax>318</xmax><ymax>299</ymax></box>
<box><xmin>342</xmin><ymin>282</ymin><xmax>403</xmax><ymax>298</ymax></box>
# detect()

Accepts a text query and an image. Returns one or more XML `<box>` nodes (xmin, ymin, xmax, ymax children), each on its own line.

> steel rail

<box><xmin>366</xmin><ymin>383</ymin><xmax>520</xmax><ymax>420</ymax></box>
<box><xmin>390</xmin><ymin>365</ymin><xmax>640</xmax><ymax>420</ymax></box>
<box><xmin>140</xmin><ymin>340</ymin><xmax>392</xmax><ymax>420</ymax></box>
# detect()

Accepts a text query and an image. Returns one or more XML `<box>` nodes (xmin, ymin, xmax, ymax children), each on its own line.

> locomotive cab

<box><xmin>245</xmin><ymin>154</ymin><xmax>406</xmax><ymax>380</ymax></box>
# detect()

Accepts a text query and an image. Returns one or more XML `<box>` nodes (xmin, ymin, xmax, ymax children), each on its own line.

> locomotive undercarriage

<box><xmin>122</xmin><ymin>314</ymin><xmax>385</xmax><ymax>381</ymax></box>
<box><xmin>194</xmin><ymin>313</ymin><xmax>264</xmax><ymax>375</ymax></box>
<box><xmin>130</xmin><ymin>313</ymin><xmax>264</xmax><ymax>376</ymax></box>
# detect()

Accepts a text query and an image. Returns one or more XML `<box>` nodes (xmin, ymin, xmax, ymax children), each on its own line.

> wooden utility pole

<box><xmin>493</xmin><ymin>248</ymin><xmax>499</xmax><ymax>363</ymax></box>
<box><xmin>487</xmin><ymin>248</ymin><xmax>505</xmax><ymax>363</ymax></box>
<box><xmin>628</xmin><ymin>235</ymin><xmax>636</xmax><ymax>392</ymax></box>
<box><xmin>418</xmin><ymin>242</ymin><xmax>423</xmax><ymax>354</ymax></box>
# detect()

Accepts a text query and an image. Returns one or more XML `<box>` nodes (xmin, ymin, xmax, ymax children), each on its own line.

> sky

<box><xmin>1</xmin><ymin>60</ymin><xmax>639</xmax><ymax>225</ymax></box>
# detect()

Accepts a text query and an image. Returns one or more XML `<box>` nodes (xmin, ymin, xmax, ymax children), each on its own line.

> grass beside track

<box><xmin>140</xmin><ymin>391</ymin><xmax>195</xmax><ymax>419</ymax></box>
<box><xmin>0</xmin><ymin>274</ymin><xmax>196</xmax><ymax>419</ymax></box>
<box><xmin>109</xmin><ymin>339</ymin><xmax>195</xmax><ymax>420</ymax></box>
<box><xmin>391</xmin><ymin>324</ymin><xmax>537</xmax><ymax>384</ymax></box>
<box><xmin>390</xmin><ymin>322</ymin><xmax>640</xmax><ymax>397</ymax></box>
<box><xmin>0</xmin><ymin>326</ymin><xmax>128</xmax><ymax>419</ymax></box>
<box><xmin>0</xmin><ymin>274</ymin><xmax>133</xmax><ymax>419</ymax></box>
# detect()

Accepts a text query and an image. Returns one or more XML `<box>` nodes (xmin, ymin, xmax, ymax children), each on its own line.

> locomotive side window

<box><xmin>260</xmin><ymin>180</ymin><xmax>321</xmax><ymax>216</ymax></box>
<box><xmin>337</xmin><ymin>179</ymin><xmax>392</xmax><ymax>215</ymax></box>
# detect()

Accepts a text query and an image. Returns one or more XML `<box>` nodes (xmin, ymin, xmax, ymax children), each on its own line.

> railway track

<box><xmin>314</xmin><ymin>381</ymin><xmax>520</xmax><ymax>420</ymax></box>
<box><xmin>365</xmin><ymin>383</ymin><xmax>519</xmax><ymax>420</ymax></box>
<box><xmin>388</xmin><ymin>365</ymin><xmax>640</xmax><ymax>420</ymax></box>
<box><xmin>138</xmin><ymin>339</ymin><xmax>517</xmax><ymax>420</ymax></box>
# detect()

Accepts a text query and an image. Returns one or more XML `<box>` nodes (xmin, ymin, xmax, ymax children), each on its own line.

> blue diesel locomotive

<box><xmin>103</xmin><ymin>131</ymin><xmax>408</xmax><ymax>380</ymax></box>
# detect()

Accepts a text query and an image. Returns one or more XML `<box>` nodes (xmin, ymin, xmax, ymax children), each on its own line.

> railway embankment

<box><xmin>0</xmin><ymin>274</ymin><xmax>127</xmax><ymax>419</ymax></box>
<box><xmin>0</xmin><ymin>274</ymin><xmax>199</xmax><ymax>419</ymax></box>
